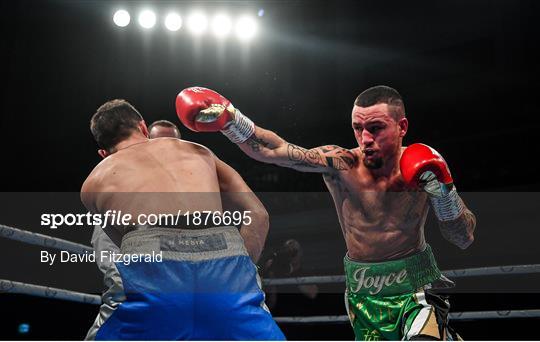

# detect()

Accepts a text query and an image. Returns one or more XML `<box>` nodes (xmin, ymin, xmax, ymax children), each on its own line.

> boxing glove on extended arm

<box><xmin>175</xmin><ymin>86</ymin><xmax>356</xmax><ymax>173</ymax></box>
<box><xmin>175</xmin><ymin>87</ymin><xmax>255</xmax><ymax>143</ymax></box>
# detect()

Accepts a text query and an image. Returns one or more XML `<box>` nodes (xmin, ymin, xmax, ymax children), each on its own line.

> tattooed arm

<box><xmin>237</xmin><ymin>125</ymin><xmax>357</xmax><ymax>173</ymax></box>
<box><xmin>174</xmin><ymin>89</ymin><xmax>355</xmax><ymax>172</ymax></box>
<box><xmin>437</xmin><ymin>203</ymin><xmax>476</xmax><ymax>249</ymax></box>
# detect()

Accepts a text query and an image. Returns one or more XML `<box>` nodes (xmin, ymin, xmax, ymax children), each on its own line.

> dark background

<box><xmin>2</xmin><ymin>0</ymin><xmax>540</xmax><ymax>192</ymax></box>
<box><xmin>1</xmin><ymin>0</ymin><xmax>540</xmax><ymax>340</ymax></box>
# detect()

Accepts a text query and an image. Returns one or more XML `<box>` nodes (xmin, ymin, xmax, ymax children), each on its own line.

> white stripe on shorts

<box><xmin>404</xmin><ymin>290</ymin><xmax>433</xmax><ymax>340</ymax></box>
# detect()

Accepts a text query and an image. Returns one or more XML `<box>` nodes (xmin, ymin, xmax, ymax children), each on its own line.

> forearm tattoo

<box><xmin>439</xmin><ymin>209</ymin><xmax>476</xmax><ymax>248</ymax></box>
<box><xmin>246</xmin><ymin>135</ymin><xmax>271</xmax><ymax>152</ymax></box>
<box><xmin>246</xmin><ymin>135</ymin><xmax>356</xmax><ymax>171</ymax></box>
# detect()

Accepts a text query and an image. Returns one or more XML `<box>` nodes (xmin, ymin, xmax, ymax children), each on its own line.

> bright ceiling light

<box><xmin>138</xmin><ymin>10</ymin><xmax>156</xmax><ymax>29</ymax></box>
<box><xmin>187</xmin><ymin>12</ymin><xmax>208</xmax><ymax>35</ymax></box>
<box><xmin>212</xmin><ymin>14</ymin><xmax>232</xmax><ymax>37</ymax></box>
<box><xmin>235</xmin><ymin>16</ymin><xmax>257</xmax><ymax>41</ymax></box>
<box><xmin>165</xmin><ymin>12</ymin><xmax>182</xmax><ymax>31</ymax></box>
<box><xmin>113</xmin><ymin>10</ymin><xmax>130</xmax><ymax>27</ymax></box>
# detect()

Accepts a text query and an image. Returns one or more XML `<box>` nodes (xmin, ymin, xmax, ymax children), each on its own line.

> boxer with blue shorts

<box><xmin>87</xmin><ymin>226</ymin><xmax>284</xmax><ymax>340</ymax></box>
<box><xmin>82</xmin><ymin>99</ymin><xmax>283</xmax><ymax>340</ymax></box>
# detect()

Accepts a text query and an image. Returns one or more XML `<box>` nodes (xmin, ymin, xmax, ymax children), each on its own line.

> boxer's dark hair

<box><xmin>148</xmin><ymin>120</ymin><xmax>181</xmax><ymax>138</ymax></box>
<box><xmin>91</xmin><ymin>99</ymin><xmax>144</xmax><ymax>151</ymax></box>
<box><xmin>355</xmin><ymin>85</ymin><xmax>406</xmax><ymax>120</ymax></box>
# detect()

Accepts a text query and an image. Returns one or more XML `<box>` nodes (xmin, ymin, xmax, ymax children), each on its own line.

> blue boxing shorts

<box><xmin>86</xmin><ymin>226</ymin><xmax>285</xmax><ymax>340</ymax></box>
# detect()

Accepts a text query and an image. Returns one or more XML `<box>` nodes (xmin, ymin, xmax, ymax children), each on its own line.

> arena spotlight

<box><xmin>113</xmin><ymin>9</ymin><xmax>130</xmax><ymax>27</ymax></box>
<box><xmin>187</xmin><ymin>12</ymin><xmax>208</xmax><ymax>35</ymax></box>
<box><xmin>165</xmin><ymin>12</ymin><xmax>182</xmax><ymax>31</ymax></box>
<box><xmin>235</xmin><ymin>16</ymin><xmax>257</xmax><ymax>41</ymax></box>
<box><xmin>211</xmin><ymin>14</ymin><xmax>232</xmax><ymax>37</ymax></box>
<box><xmin>138</xmin><ymin>10</ymin><xmax>156</xmax><ymax>29</ymax></box>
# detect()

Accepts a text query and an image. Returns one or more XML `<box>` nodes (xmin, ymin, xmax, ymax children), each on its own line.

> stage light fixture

<box><xmin>212</xmin><ymin>14</ymin><xmax>232</xmax><ymax>37</ymax></box>
<box><xmin>165</xmin><ymin>12</ymin><xmax>182</xmax><ymax>31</ymax></box>
<box><xmin>187</xmin><ymin>12</ymin><xmax>208</xmax><ymax>35</ymax></box>
<box><xmin>236</xmin><ymin>16</ymin><xmax>257</xmax><ymax>41</ymax></box>
<box><xmin>139</xmin><ymin>10</ymin><xmax>156</xmax><ymax>29</ymax></box>
<box><xmin>113</xmin><ymin>9</ymin><xmax>130</xmax><ymax>27</ymax></box>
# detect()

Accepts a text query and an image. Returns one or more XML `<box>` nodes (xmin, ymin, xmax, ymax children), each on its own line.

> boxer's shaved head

<box><xmin>352</xmin><ymin>86</ymin><xmax>408</xmax><ymax>170</ymax></box>
<box><xmin>148</xmin><ymin>120</ymin><xmax>181</xmax><ymax>139</ymax></box>
<box><xmin>354</xmin><ymin>85</ymin><xmax>405</xmax><ymax>121</ymax></box>
<box><xmin>91</xmin><ymin>99</ymin><xmax>144</xmax><ymax>151</ymax></box>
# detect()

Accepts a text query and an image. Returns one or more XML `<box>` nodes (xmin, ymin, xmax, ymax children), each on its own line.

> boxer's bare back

<box><xmin>81</xmin><ymin>138</ymin><xmax>222</xmax><ymax>233</ymax></box>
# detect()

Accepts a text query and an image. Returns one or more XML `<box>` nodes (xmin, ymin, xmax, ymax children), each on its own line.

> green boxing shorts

<box><xmin>344</xmin><ymin>245</ymin><xmax>460</xmax><ymax>341</ymax></box>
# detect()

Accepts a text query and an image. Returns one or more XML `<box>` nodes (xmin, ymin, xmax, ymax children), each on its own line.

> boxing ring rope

<box><xmin>0</xmin><ymin>279</ymin><xmax>101</xmax><ymax>305</ymax></box>
<box><xmin>3</xmin><ymin>222</ymin><xmax>539</xmax><ymax>281</ymax></box>
<box><xmin>2</xmin><ymin>222</ymin><xmax>540</xmax><ymax>323</ymax></box>
<box><xmin>2</xmin><ymin>276</ymin><xmax>539</xmax><ymax>323</ymax></box>
<box><xmin>0</xmin><ymin>223</ymin><xmax>93</xmax><ymax>254</ymax></box>
<box><xmin>262</xmin><ymin>264</ymin><xmax>540</xmax><ymax>286</ymax></box>
<box><xmin>2</xmin><ymin>277</ymin><xmax>539</xmax><ymax>322</ymax></box>
<box><xmin>274</xmin><ymin>310</ymin><xmax>540</xmax><ymax>323</ymax></box>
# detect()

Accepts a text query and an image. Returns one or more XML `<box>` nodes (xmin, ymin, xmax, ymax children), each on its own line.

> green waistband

<box><xmin>344</xmin><ymin>245</ymin><xmax>441</xmax><ymax>296</ymax></box>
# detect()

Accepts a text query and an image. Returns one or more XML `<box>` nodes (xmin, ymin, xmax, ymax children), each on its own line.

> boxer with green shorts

<box><xmin>178</xmin><ymin>85</ymin><xmax>477</xmax><ymax>340</ymax></box>
<box><xmin>344</xmin><ymin>245</ymin><xmax>459</xmax><ymax>340</ymax></box>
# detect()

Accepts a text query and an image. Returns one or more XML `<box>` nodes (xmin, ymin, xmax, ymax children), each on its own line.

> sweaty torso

<box><xmin>82</xmin><ymin>138</ymin><xmax>222</xmax><ymax>236</ymax></box>
<box><xmin>323</xmin><ymin>148</ymin><xmax>429</xmax><ymax>261</ymax></box>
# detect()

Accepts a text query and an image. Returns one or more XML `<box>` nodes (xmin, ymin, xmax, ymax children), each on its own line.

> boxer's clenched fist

<box><xmin>400</xmin><ymin>143</ymin><xmax>453</xmax><ymax>192</ymax></box>
<box><xmin>176</xmin><ymin>87</ymin><xmax>255</xmax><ymax>143</ymax></box>
<box><xmin>175</xmin><ymin>87</ymin><xmax>234</xmax><ymax>132</ymax></box>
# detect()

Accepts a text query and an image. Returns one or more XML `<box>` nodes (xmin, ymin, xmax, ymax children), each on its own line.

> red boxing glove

<box><xmin>175</xmin><ymin>86</ymin><xmax>256</xmax><ymax>143</ymax></box>
<box><xmin>400</xmin><ymin>143</ymin><xmax>464</xmax><ymax>221</ymax></box>
<box><xmin>175</xmin><ymin>87</ymin><xmax>234</xmax><ymax>132</ymax></box>
<box><xmin>400</xmin><ymin>143</ymin><xmax>453</xmax><ymax>188</ymax></box>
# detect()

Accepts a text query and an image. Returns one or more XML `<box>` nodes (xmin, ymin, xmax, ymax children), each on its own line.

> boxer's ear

<box><xmin>98</xmin><ymin>149</ymin><xmax>109</xmax><ymax>159</ymax></box>
<box><xmin>398</xmin><ymin>118</ymin><xmax>408</xmax><ymax>137</ymax></box>
<box><xmin>139</xmin><ymin>120</ymin><xmax>149</xmax><ymax>138</ymax></box>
